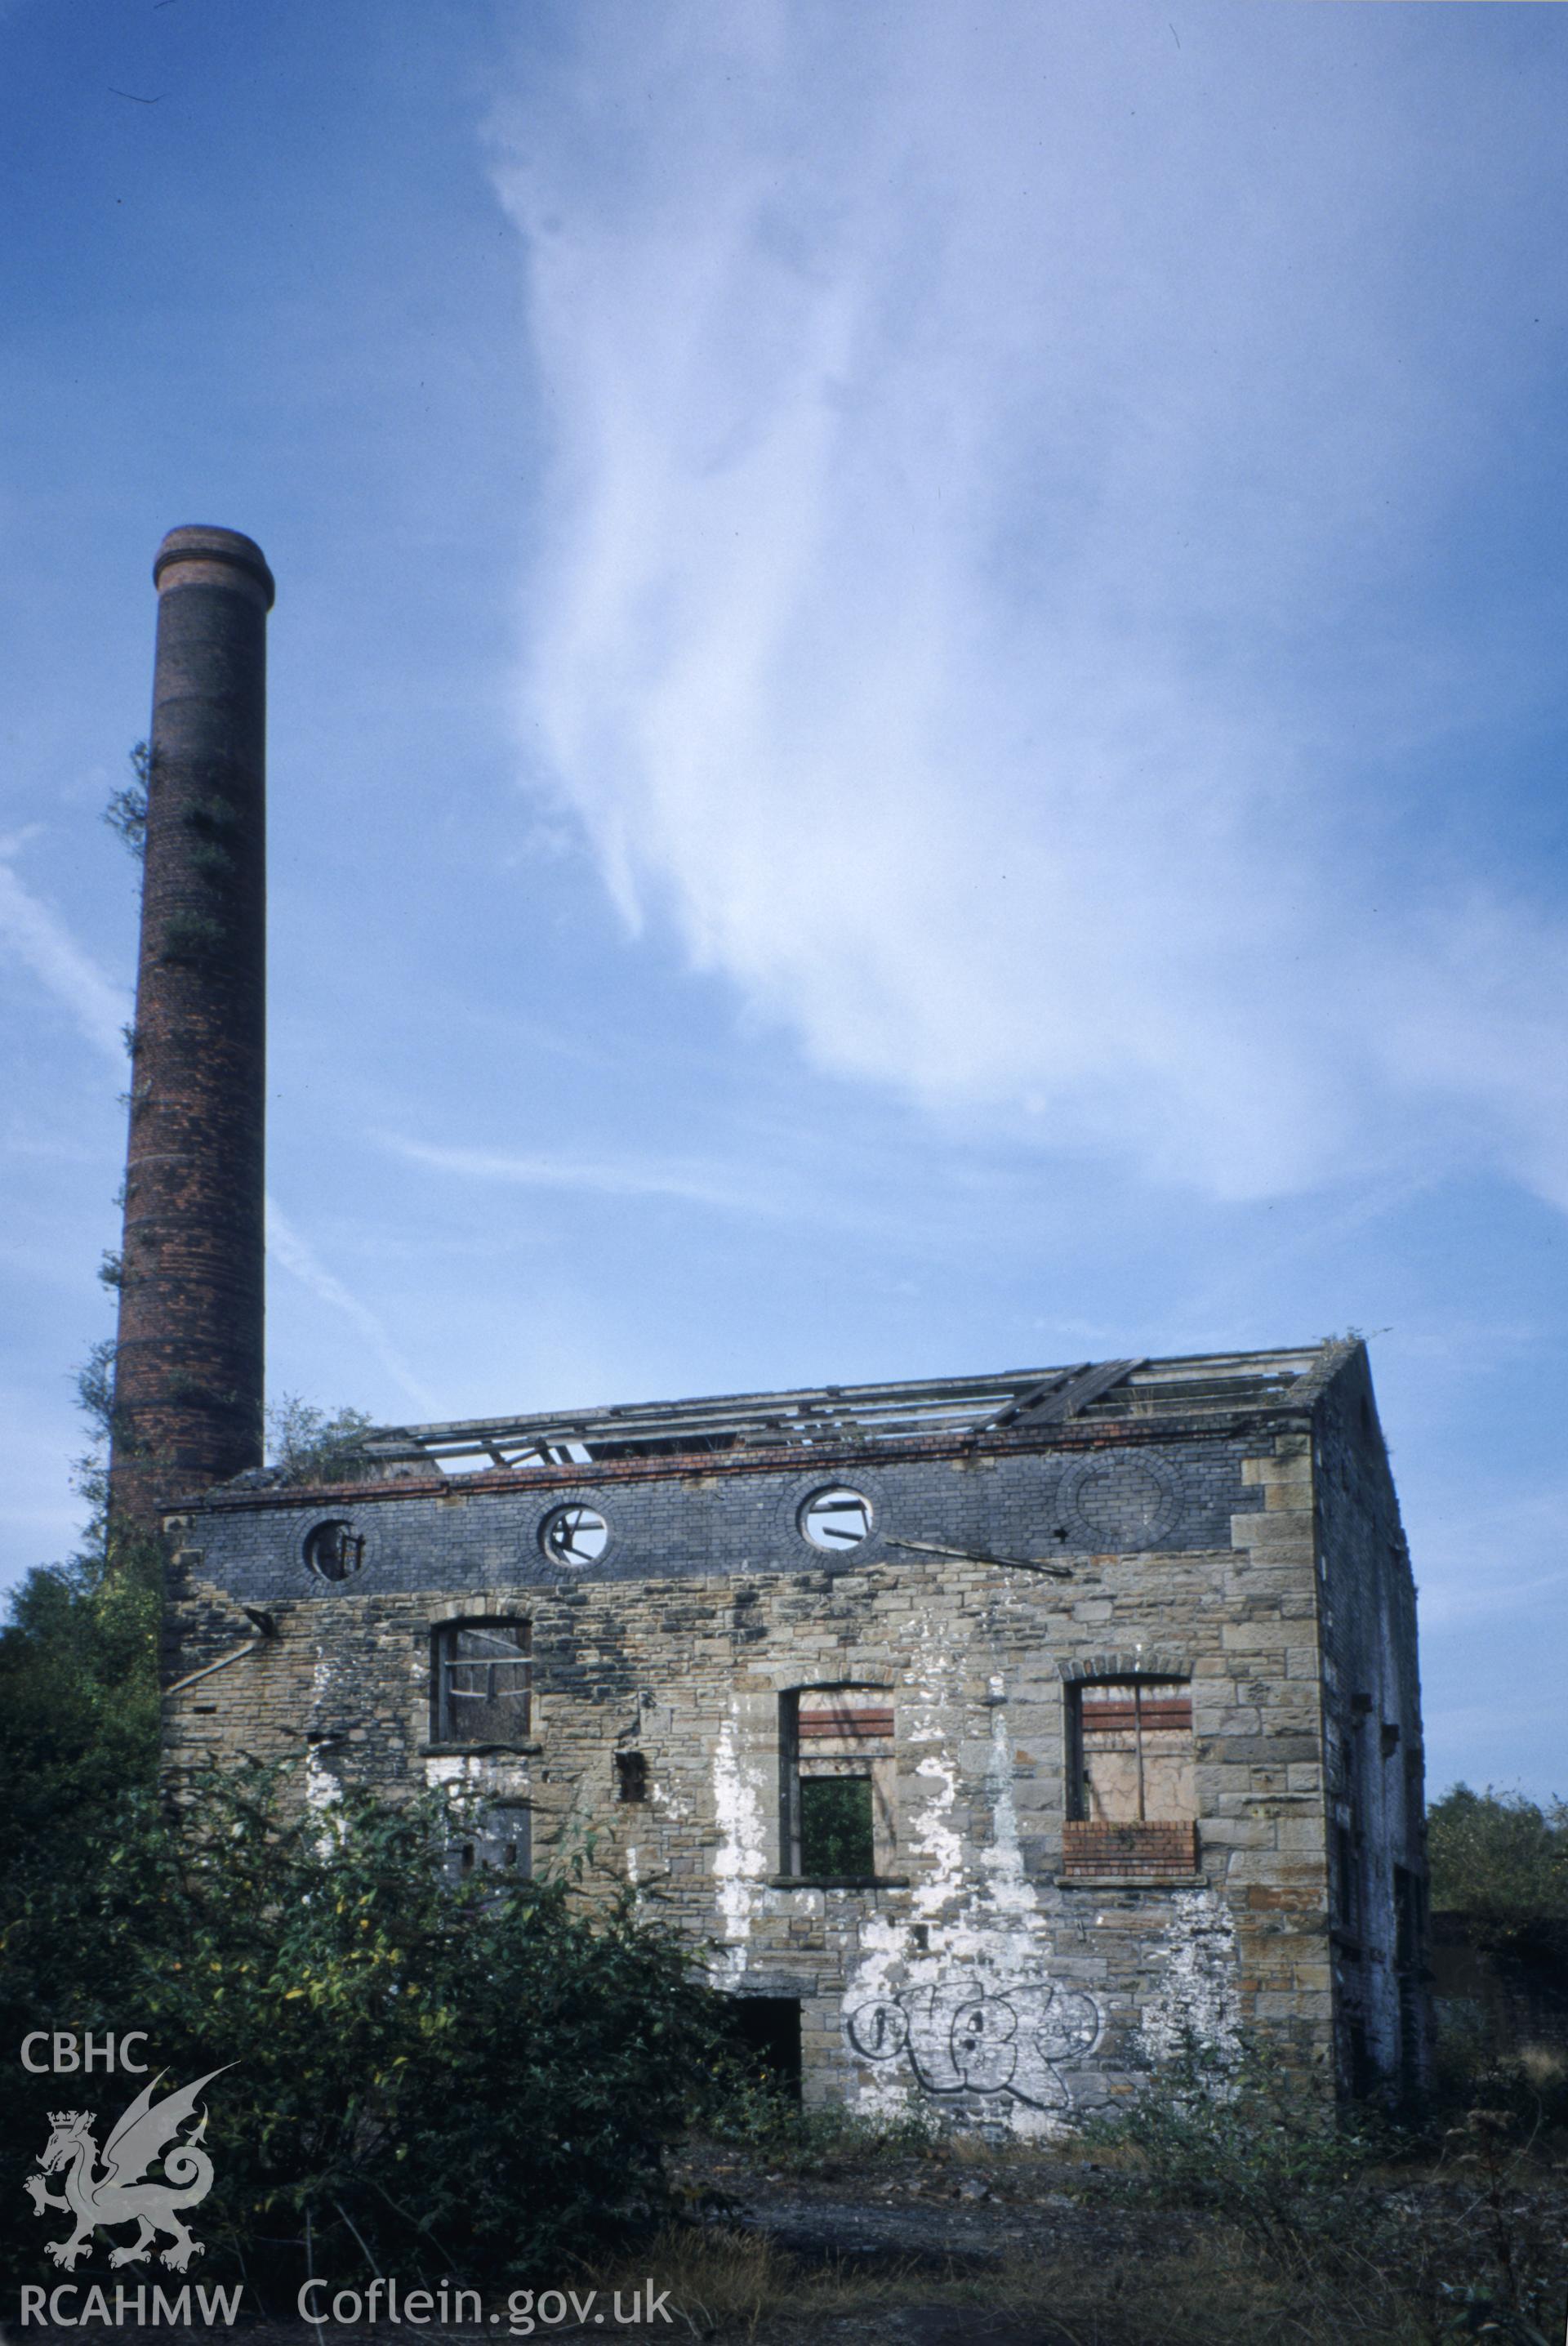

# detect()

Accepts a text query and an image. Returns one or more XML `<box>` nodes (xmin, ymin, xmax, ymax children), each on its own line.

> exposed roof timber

<box><xmin>981</xmin><ymin>1358</ymin><xmax>1146</xmax><ymax>1429</ymax></box>
<box><xmin>359</xmin><ymin>1344</ymin><xmax>1339</xmax><ymax>1474</ymax></box>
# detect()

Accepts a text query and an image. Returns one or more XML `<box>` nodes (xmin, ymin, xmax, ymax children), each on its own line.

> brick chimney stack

<box><xmin>109</xmin><ymin>526</ymin><xmax>274</xmax><ymax>1536</ymax></box>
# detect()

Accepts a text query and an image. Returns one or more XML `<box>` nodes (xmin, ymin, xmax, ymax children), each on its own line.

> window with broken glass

<box><xmin>431</xmin><ymin>1620</ymin><xmax>532</xmax><ymax>1746</ymax></box>
<box><xmin>781</xmin><ymin>1688</ymin><xmax>896</xmax><ymax>1881</ymax></box>
<box><xmin>303</xmin><ymin>1518</ymin><xmax>365</xmax><ymax>1582</ymax></box>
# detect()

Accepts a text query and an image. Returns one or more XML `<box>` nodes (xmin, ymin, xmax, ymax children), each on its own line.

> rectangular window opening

<box><xmin>782</xmin><ymin>1688</ymin><xmax>895</xmax><ymax>1880</ymax></box>
<box><xmin>1063</xmin><ymin>1676</ymin><xmax>1197</xmax><ymax>1877</ymax></box>
<box><xmin>798</xmin><ymin>1775</ymin><xmax>875</xmax><ymax>1878</ymax></box>
<box><xmin>432</xmin><ymin>1619</ymin><xmax>532</xmax><ymax>1746</ymax></box>
<box><xmin>1070</xmin><ymin>1678</ymin><xmax>1194</xmax><ymax>1825</ymax></box>
<box><xmin>614</xmin><ymin>1750</ymin><xmax>648</xmax><ymax>1804</ymax></box>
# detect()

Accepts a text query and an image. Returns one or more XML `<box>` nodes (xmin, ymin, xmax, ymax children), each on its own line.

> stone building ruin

<box><xmin>117</xmin><ymin>529</ymin><xmax>1432</xmax><ymax>2130</ymax></box>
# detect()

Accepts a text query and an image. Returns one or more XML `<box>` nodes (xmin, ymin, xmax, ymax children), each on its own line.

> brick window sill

<box><xmin>769</xmin><ymin>1875</ymin><xmax>911</xmax><ymax>1891</ymax></box>
<box><xmin>1062</xmin><ymin>1820</ymin><xmax>1200</xmax><ymax>1875</ymax></box>
<box><xmin>1054</xmin><ymin>1872</ymin><xmax>1208</xmax><ymax>1890</ymax></box>
<box><xmin>418</xmin><ymin>1742</ymin><xmax>542</xmax><ymax>1758</ymax></box>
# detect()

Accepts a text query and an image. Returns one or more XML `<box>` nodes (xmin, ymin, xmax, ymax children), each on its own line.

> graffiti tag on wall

<box><xmin>847</xmin><ymin>1980</ymin><xmax>1102</xmax><ymax>2108</ymax></box>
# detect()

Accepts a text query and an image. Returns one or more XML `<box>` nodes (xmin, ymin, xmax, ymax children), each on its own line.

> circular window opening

<box><xmin>540</xmin><ymin>1504</ymin><xmax>609</xmax><ymax>1568</ymax></box>
<box><xmin>304</xmin><ymin>1519</ymin><xmax>364</xmax><ymax>1582</ymax></box>
<box><xmin>799</xmin><ymin>1486</ymin><xmax>872</xmax><ymax>1551</ymax></box>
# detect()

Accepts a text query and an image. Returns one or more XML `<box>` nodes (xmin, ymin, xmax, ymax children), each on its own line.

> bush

<box><xmin>1080</xmin><ymin>2030</ymin><xmax>1568</xmax><ymax>2343</ymax></box>
<box><xmin>1078</xmin><ymin>2032</ymin><xmax>1392</xmax><ymax>2272</ymax></box>
<box><xmin>1428</xmin><ymin>1785</ymin><xmax>1568</xmax><ymax>1947</ymax></box>
<box><xmin>265</xmin><ymin>1395</ymin><xmax>381</xmax><ymax>1486</ymax></box>
<box><xmin>0</xmin><ymin>1765</ymin><xmax>726</xmax><ymax>2300</ymax></box>
<box><xmin>0</xmin><ymin>1533</ymin><xmax>161</xmax><ymax>1877</ymax></box>
<box><xmin>705</xmin><ymin>2072</ymin><xmax>940</xmax><ymax>2175</ymax></box>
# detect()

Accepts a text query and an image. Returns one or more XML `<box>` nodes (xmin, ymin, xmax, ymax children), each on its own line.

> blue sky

<box><xmin>2</xmin><ymin>1</ymin><xmax>1566</xmax><ymax>1800</ymax></box>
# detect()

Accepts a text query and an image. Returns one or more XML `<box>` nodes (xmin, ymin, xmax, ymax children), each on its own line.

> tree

<box><xmin>1</xmin><ymin>1767</ymin><xmax>726</xmax><ymax>2298</ymax></box>
<box><xmin>1428</xmin><ymin>1784</ymin><xmax>1568</xmax><ymax>1947</ymax></box>
<box><xmin>0</xmin><ymin>1374</ymin><xmax>383</xmax><ymax>1872</ymax></box>
<box><xmin>265</xmin><ymin>1395</ymin><xmax>380</xmax><ymax>1485</ymax></box>
<box><xmin>0</xmin><ymin>1340</ymin><xmax>162</xmax><ymax>1873</ymax></box>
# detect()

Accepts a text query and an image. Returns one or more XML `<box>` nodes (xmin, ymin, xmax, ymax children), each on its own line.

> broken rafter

<box><xmin>355</xmin><ymin>1347</ymin><xmax>1325</xmax><ymax>1474</ymax></box>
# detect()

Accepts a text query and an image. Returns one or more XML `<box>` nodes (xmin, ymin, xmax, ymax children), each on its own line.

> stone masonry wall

<box><xmin>1309</xmin><ymin>1352</ymin><xmax>1430</xmax><ymax>2095</ymax></box>
<box><xmin>163</xmin><ymin>1407</ymin><xmax>1349</xmax><ymax>2132</ymax></box>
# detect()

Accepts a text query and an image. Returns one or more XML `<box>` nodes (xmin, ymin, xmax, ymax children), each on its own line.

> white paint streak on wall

<box><xmin>844</xmin><ymin>1619</ymin><xmax>1100</xmax><ymax>2135</ymax></box>
<box><xmin>842</xmin><ymin>1605</ymin><xmax>968</xmax><ymax>2117</ymax></box>
<box><xmin>421</xmin><ymin>1751</ymin><xmax>528</xmax><ymax>1795</ymax></box>
<box><xmin>305</xmin><ymin>1648</ymin><xmax>344</xmax><ymax>1821</ymax></box>
<box><xmin>978</xmin><ymin>1704</ymin><xmax>1036</xmax><ymax>1920</ymax></box>
<box><xmin>905</xmin><ymin>1602</ymin><xmax>967</xmax><ymax>1919</ymax></box>
<box><xmin>711</xmin><ymin>1706</ymin><xmax>768</xmax><ymax>1985</ymax></box>
<box><xmin>1138</xmin><ymin>1884</ymin><xmax>1242</xmax><ymax>2063</ymax></box>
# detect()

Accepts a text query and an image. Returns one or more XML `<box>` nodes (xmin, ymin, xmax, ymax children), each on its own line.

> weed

<box><xmin>704</xmin><ymin>2076</ymin><xmax>942</xmax><ymax>2176</ymax></box>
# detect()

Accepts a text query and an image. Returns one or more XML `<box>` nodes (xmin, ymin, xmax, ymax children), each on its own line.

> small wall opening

<box><xmin>725</xmin><ymin>1996</ymin><xmax>803</xmax><ymax>2102</ymax></box>
<box><xmin>303</xmin><ymin>1519</ymin><xmax>364</xmax><ymax>1583</ymax></box>
<box><xmin>447</xmin><ymin>1804</ymin><xmax>531</xmax><ymax>1884</ymax></box>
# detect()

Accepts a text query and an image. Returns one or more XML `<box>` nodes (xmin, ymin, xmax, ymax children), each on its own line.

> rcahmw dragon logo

<box><xmin>24</xmin><ymin>2067</ymin><xmax>231</xmax><ymax>2271</ymax></box>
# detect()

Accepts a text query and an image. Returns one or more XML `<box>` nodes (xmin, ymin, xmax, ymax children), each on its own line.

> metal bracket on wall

<box><xmin>884</xmin><ymin>1536</ymin><xmax>1072</xmax><ymax>1581</ymax></box>
<box><xmin>164</xmin><ymin>1639</ymin><xmax>265</xmax><ymax>1697</ymax></box>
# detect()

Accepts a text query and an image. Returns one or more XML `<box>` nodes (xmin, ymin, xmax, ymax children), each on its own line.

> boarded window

<box><xmin>796</xmin><ymin>1700</ymin><xmax>894</xmax><ymax>1742</ymax></box>
<box><xmin>432</xmin><ymin>1620</ymin><xmax>531</xmax><ymax>1746</ymax></box>
<box><xmin>1072</xmin><ymin>1678</ymin><xmax>1194</xmax><ymax>1823</ymax></box>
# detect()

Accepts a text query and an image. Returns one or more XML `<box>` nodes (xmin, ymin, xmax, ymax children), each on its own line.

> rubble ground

<box><xmin>19</xmin><ymin>2130</ymin><xmax>1568</xmax><ymax>2346</ymax></box>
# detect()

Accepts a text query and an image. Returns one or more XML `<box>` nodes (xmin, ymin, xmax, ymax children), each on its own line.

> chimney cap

<box><xmin>153</xmin><ymin>525</ymin><xmax>275</xmax><ymax>609</ymax></box>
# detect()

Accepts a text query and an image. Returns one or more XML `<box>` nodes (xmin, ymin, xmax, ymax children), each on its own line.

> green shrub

<box><xmin>704</xmin><ymin>2072</ymin><xmax>940</xmax><ymax>2174</ymax></box>
<box><xmin>1078</xmin><ymin>2032</ymin><xmax>1391</xmax><ymax>2272</ymax></box>
<box><xmin>1</xmin><ymin>1766</ymin><xmax>726</xmax><ymax>2299</ymax></box>
<box><xmin>1428</xmin><ymin>1785</ymin><xmax>1568</xmax><ymax>1946</ymax></box>
<box><xmin>265</xmin><ymin>1394</ymin><xmax>381</xmax><ymax>1485</ymax></box>
<box><xmin>0</xmin><ymin>1534</ymin><xmax>161</xmax><ymax>1876</ymax></box>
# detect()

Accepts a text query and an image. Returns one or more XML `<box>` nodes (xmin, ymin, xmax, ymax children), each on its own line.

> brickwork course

<box><xmin>163</xmin><ymin>1340</ymin><xmax>1432</xmax><ymax>2132</ymax></box>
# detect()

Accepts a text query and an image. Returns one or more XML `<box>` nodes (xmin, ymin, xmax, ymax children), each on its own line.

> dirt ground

<box><xmin>13</xmin><ymin>2134</ymin><xmax>1568</xmax><ymax>2346</ymax></box>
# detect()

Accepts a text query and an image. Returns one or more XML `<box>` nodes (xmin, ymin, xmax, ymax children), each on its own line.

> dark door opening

<box><xmin>726</xmin><ymin>1996</ymin><xmax>803</xmax><ymax>2102</ymax></box>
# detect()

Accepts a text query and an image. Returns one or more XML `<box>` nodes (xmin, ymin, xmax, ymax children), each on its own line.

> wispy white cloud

<box><xmin>0</xmin><ymin>841</ymin><xmax>430</xmax><ymax>1402</ymax></box>
<box><xmin>494</xmin><ymin>2</ymin><xmax>1568</xmax><ymax>1209</ymax></box>
<box><xmin>264</xmin><ymin>1198</ymin><xmax>438</xmax><ymax>1415</ymax></box>
<box><xmin>387</xmin><ymin>1131</ymin><xmax>794</xmax><ymax>1220</ymax></box>
<box><xmin>0</xmin><ymin>838</ymin><xmax>128</xmax><ymax>1065</ymax></box>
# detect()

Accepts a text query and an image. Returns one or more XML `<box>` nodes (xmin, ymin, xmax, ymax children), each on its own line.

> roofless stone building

<box><xmin>118</xmin><ymin>531</ymin><xmax>1431</xmax><ymax>2130</ymax></box>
